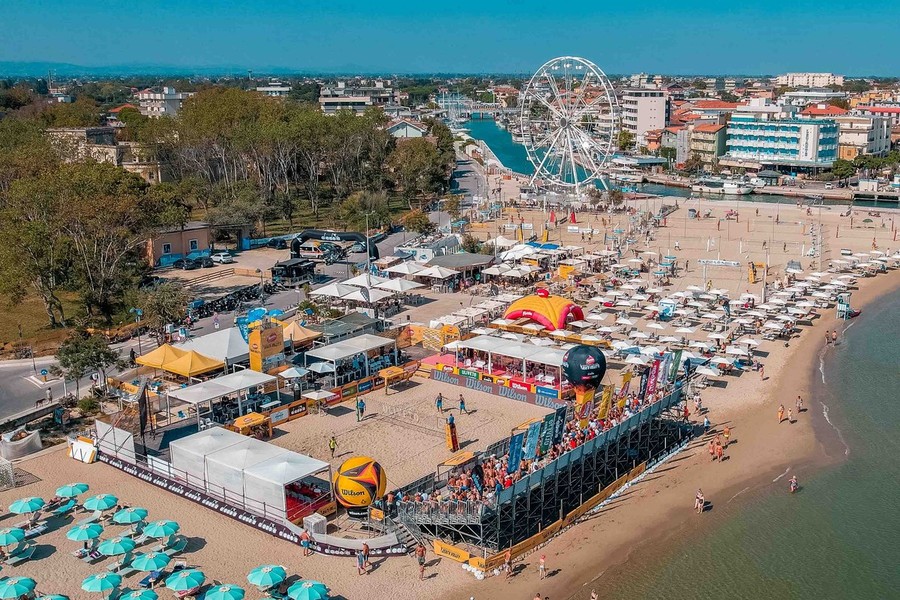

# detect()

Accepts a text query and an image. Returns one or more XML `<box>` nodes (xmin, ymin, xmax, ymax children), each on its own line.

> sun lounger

<box><xmin>82</xmin><ymin>549</ymin><xmax>104</xmax><ymax>563</ymax></box>
<box><xmin>174</xmin><ymin>586</ymin><xmax>200</xmax><ymax>599</ymax></box>
<box><xmin>24</xmin><ymin>523</ymin><xmax>48</xmax><ymax>538</ymax></box>
<box><xmin>139</xmin><ymin>571</ymin><xmax>162</xmax><ymax>589</ymax></box>
<box><xmin>78</xmin><ymin>510</ymin><xmax>103</xmax><ymax>525</ymax></box>
<box><xmin>5</xmin><ymin>542</ymin><xmax>36</xmax><ymax>565</ymax></box>
<box><xmin>162</xmin><ymin>537</ymin><xmax>188</xmax><ymax>557</ymax></box>
<box><xmin>52</xmin><ymin>499</ymin><xmax>77</xmax><ymax>515</ymax></box>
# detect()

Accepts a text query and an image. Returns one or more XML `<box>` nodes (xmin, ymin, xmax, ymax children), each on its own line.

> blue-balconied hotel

<box><xmin>722</xmin><ymin>114</ymin><xmax>838</xmax><ymax>173</ymax></box>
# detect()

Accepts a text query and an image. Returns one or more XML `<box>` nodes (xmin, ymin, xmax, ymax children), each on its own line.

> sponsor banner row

<box><xmin>429</xmin><ymin>367</ymin><xmax>567</xmax><ymax>408</ymax></box>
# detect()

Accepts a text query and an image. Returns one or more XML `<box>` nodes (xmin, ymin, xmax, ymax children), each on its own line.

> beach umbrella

<box><xmin>130</xmin><ymin>551</ymin><xmax>171</xmax><ymax>572</ymax></box>
<box><xmin>247</xmin><ymin>565</ymin><xmax>287</xmax><ymax>589</ymax></box>
<box><xmin>143</xmin><ymin>520</ymin><xmax>180</xmax><ymax>539</ymax></box>
<box><xmin>629</xmin><ymin>331</ymin><xmax>649</xmax><ymax>339</ymax></box>
<box><xmin>113</xmin><ymin>507</ymin><xmax>148</xmax><ymax>525</ymax></box>
<box><xmin>56</xmin><ymin>482</ymin><xmax>89</xmax><ymax>498</ymax></box>
<box><xmin>0</xmin><ymin>528</ymin><xmax>25</xmax><ymax>547</ymax></box>
<box><xmin>118</xmin><ymin>591</ymin><xmax>157</xmax><ymax>600</ymax></box>
<box><xmin>9</xmin><ymin>497</ymin><xmax>45</xmax><ymax>514</ymax></box>
<box><xmin>659</xmin><ymin>336</ymin><xmax>680</xmax><ymax>343</ymax></box>
<box><xmin>646</xmin><ymin>322</ymin><xmax>665</xmax><ymax>330</ymax></box>
<box><xmin>0</xmin><ymin>577</ymin><xmax>37</xmax><ymax>600</ymax></box>
<box><xmin>83</xmin><ymin>494</ymin><xmax>118</xmax><ymax>512</ymax></box>
<box><xmin>686</xmin><ymin>285</ymin><xmax>703</xmax><ymax>292</ymax></box>
<box><xmin>675</xmin><ymin>327</ymin><xmax>695</xmax><ymax>334</ymax></box>
<box><xmin>98</xmin><ymin>537</ymin><xmax>136</xmax><ymax>557</ymax></box>
<box><xmin>616</xmin><ymin>318</ymin><xmax>634</xmax><ymax>326</ymax></box>
<box><xmin>165</xmin><ymin>569</ymin><xmax>206</xmax><ymax>592</ymax></box>
<box><xmin>204</xmin><ymin>585</ymin><xmax>246</xmax><ymax>600</ymax></box>
<box><xmin>66</xmin><ymin>523</ymin><xmax>104</xmax><ymax>542</ymax></box>
<box><xmin>707</xmin><ymin>333</ymin><xmax>726</xmax><ymax>340</ymax></box>
<box><xmin>625</xmin><ymin>355</ymin><xmax>649</xmax><ymax>366</ymax></box>
<box><xmin>287</xmin><ymin>581</ymin><xmax>329</xmax><ymax>600</ymax></box>
<box><xmin>82</xmin><ymin>573</ymin><xmax>122</xmax><ymax>594</ymax></box>
<box><xmin>306</xmin><ymin>362</ymin><xmax>335</xmax><ymax>374</ymax></box>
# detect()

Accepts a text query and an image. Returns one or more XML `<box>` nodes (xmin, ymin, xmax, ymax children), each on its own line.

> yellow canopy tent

<box><xmin>283</xmin><ymin>321</ymin><xmax>323</xmax><ymax>346</ymax></box>
<box><xmin>160</xmin><ymin>350</ymin><xmax>224</xmax><ymax>377</ymax></box>
<box><xmin>135</xmin><ymin>344</ymin><xmax>187</xmax><ymax>369</ymax></box>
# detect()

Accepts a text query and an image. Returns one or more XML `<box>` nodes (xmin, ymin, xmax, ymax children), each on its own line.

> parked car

<box><xmin>210</xmin><ymin>252</ymin><xmax>234</xmax><ymax>264</ymax></box>
<box><xmin>824</xmin><ymin>183</ymin><xmax>834</xmax><ymax>190</ymax></box>
<box><xmin>266</xmin><ymin>238</ymin><xmax>288</xmax><ymax>249</ymax></box>
<box><xmin>348</xmin><ymin>242</ymin><xmax>366</xmax><ymax>253</ymax></box>
<box><xmin>173</xmin><ymin>258</ymin><xmax>200</xmax><ymax>270</ymax></box>
<box><xmin>198</xmin><ymin>256</ymin><xmax>214</xmax><ymax>268</ymax></box>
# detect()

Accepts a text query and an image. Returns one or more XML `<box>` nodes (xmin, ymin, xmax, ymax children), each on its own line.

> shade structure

<box><xmin>283</xmin><ymin>322</ymin><xmax>322</xmax><ymax>345</ymax></box>
<box><xmin>301</xmin><ymin>390</ymin><xmax>335</xmax><ymax>401</ymax></box>
<box><xmin>374</xmin><ymin>278</ymin><xmax>424</xmax><ymax>293</ymax></box>
<box><xmin>242</xmin><ymin>454</ymin><xmax>330</xmax><ymax>516</ymax></box>
<box><xmin>287</xmin><ymin>581</ymin><xmax>329</xmax><ymax>600</ymax></box>
<box><xmin>309</xmin><ymin>283</ymin><xmax>357</xmax><ymax>299</ymax></box>
<box><xmin>166</xmin><ymin>370</ymin><xmax>277</xmax><ymax>406</ymax></box>
<box><xmin>306</xmin><ymin>362</ymin><xmax>335</xmax><ymax>374</ymax></box>
<box><xmin>113</xmin><ymin>507</ymin><xmax>148</xmax><ymax>525</ymax></box>
<box><xmin>384</xmin><ymin>261</ymin><xmax>425</xmax><ymax>275</ymax></box>
<box><xmin>0</xmin><ymin>578</ymin><xmax>37</xmax><ymax>600</ymax></box>
<box><xmin>175</xmin><ymin>327</ymin><xmax>251</xmax><ymax>365</ymax></box>
<box><xmin>306</xmin><ymin>333</ymin><xmax>395</xmax><ymax>363</ymax></box>
<box><xmin>82</xmin><ymin>573</ymin><xmax>121</xmax><ymax>594</ymax></box>
<box><xmin>502</xmin><ymin>294</ymin><xmax>584</xmax><ymax>331</ymax></box>
<box><xmin>204</xmin><ymin>585</ymin><xmax>245</xmax><ymax>600</ymax></box>
<box><xmin>143</xmin><ymin>520</ymin><xmax>180</xmax><ymax>539</ymax></box>
<box><xmin>97</xmin><ymin>537</ymin><xmax>136</xmax><ymax>557</ymax></box>
<box><xmin>130</xmin><ymin>551</ymin><xmax>171</xmax><ymax>572</ymax></box>
<box><xmin>247</xmin><ymin>565</ymin><xmax>287</xmax><ymax>589</ymax></box>
<box><xmin>83</xmin><ymin>494</ymin><xmax>118</xmax><ymax>512</ymax></box>
<box><xmin>160</xmin><ymin>350</ymin><xmax>224</xmax><ymax>378</ymax></box>
<box><xmin>169</xmin><ymin>427</ymin><xmax>246</xmax><ymax>485</ymax></box>
<box><xmin>118</xmin><ymin>591</ymin><xmax>157</xmax><ymax>600</ymax></box>
<box><xmin>0</xmin><ymin>528</ymin><xmax>25</xmax><ymax>547</ymax></box>
<box><xmin>136</xmin><ymin>344</ymin><xmax>187</xmax><ymax>369</ymax></box>
<box><xmin>343</xmin><ymin>273</ymin><xmax>388</xmax><ymax>288</ymax></box>
<box><xmin>417</xmin><ymin>265</ymin><xmax>459</xmax><ymax>279</ymax></box>
<box><xmin>9</xmin><ymin>497</ymin><xmax>45</xmax><ymax>514</ymax></box>
<box><xmin>340</xmin><ymin>288</ymin><xmax>394</xmax><ymax>304</ymax></box>
<box><xmin>205</xmin><ymin>440</ymin><xmax>287</xmax><ymax>500</ymax></box>
<box><xmin>165</xmin><ymin>570</ymin><xmax>206</xmax><ymax>592</ymax></box>
<box><xmin>56</xmin><ymin>482</ymin><xmax>89</xmax><ymax>498</ymax></box>
<box><xmin>278</xmin><ymin>366</ymin><xmax>310</xmax><ymax>379</ymax></box>
<box><xmin>66</xmin><ymin>523</ymin><xmax>104</xmax><ymax>542</ymax></box>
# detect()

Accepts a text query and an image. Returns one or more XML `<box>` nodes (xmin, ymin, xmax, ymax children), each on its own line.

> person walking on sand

<box><xmin>416</xmin><ymin>543</ymin><xmax>427</xmax><ymax>580</ymax></box>
<box><xmin>356</xmin><ymin>397</ymin><xmax>366</xmax><ymax>421</ymax></box>
<box><xmin>778</xmin><ymin>405</ymin><xmax>785</xmax><ymax>423</ymax></box>
<box><xmin>831</xmin><ymin>330</ymin><xmax>838</xmax><ymax>345</ymax></box>
<box><xmin>759</xmin><ymin>364</ymin><xmax>765</xmax><ymax>380</ymax></box>
<box><xmin>300</xmin><ymin>529</ymin><xmax>313</xmax><ymax>557</ymax></box>
<box><xmin>796</xmin><ymin>396</ymin><xmax>803</xmax><ymax>413</ymax></box>
<box><xmin>703</xmin><ymin>416</ymin><xmax>711</xmax><ymax>433</ymax></box>
<box><xmin>362</xmin><ymin>542</ymin><xmax>371</xmax><ymax>570</ymax></box>
<box><xmin>715</xmin><ymin>441</ymin><xmax>724</xmax><ymax>461</ymax></box>
<box><xmin>458</xmin><ymin>393</ymin><xmax>468</xmax><ymax>415</ymax></box>
<box><xmin>591</xmin><ymin>591</ymin><xmax>598</xmax><ymax>600</ymax></box>
<box><xmin>504</xmin><ymin>549</ymin><xmax>513</xmax><ymax>580</ymax></box>
<box><xmin>825</xmin><ymin>331</ymin><xmax>831</xmax><ymax>345</ymax></box>
<box><xmin>723</xmin><ymin>425</ymin><xmax>731</xmax><ymax>448</ymax></box>
<box><xmin>357</xmin><ymin>549</ymin><xmax>366</xmax><ymax>576</ymax></box>
<box><xmin>435</xmin><ymin>393</ymin><xmax>444</xmax><ymax>413</ymax></box>
<box><xmin>708</xmin><ymin>440</ymin><xmax>716</xmax><ymax>461</ymax></box>
<box><xmin>328</xmin><ymin>436</ymin><xmax>337</xmax><ymax>459</ymax></box>
<box><xmin>695</xmin><ymin>489</ymin><xmax>705</xmax><ymax>514</ymax></box>
<box><xmin>788</xmin><ymin>408</ymin><xmax>793</xmax><ymax>423</ymax></box>
<box><xmin>539</xmin><ymin>554</ymin><xmax>546</xmax><ymax>580</ymax></box>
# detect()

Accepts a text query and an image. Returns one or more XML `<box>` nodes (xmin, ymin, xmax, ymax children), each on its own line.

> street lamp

<box><xmin>255</xmin><ymin>268</ymin><xmax>265</xmax><ymax>301</ymax></box>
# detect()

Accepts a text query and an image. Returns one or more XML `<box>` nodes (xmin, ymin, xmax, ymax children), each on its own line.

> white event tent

<box><xmin>175</xmin><ymin>327</ymin><xmax>250</xmax><ymax>366</ymax></box>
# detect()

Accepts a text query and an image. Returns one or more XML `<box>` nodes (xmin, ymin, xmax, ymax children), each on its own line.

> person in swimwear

<box><xmin>789</xmin><ymin>475</ymin><xmax>798</xmax><ymax>493</ymax></box>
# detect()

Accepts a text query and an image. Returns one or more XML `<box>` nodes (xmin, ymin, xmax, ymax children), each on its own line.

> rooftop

<box><xmin>800</xmin><ymin>104</ymin><xmax>848</xmax><ymax>116</ymax></box>
<box><xmin>693</xmin><ymin>123</ymin><xmax>727</xmax><ymax>133</ymax></box>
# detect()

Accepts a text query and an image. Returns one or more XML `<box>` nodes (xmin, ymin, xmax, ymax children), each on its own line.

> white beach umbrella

<box><xmin>646</xmin><ymin>322</ymin><xmax>665</xmax><ymax>330</ymax></box>
<box><xmin>701</xmin><ymin>313</ymin><xmax>721</xmax><ymax>320</ymax></box>
<box><xmin>310</xmin><ymin>283</ymin><xmax>357</xmax><ymax>298</ymax></box>
<box><xmin>597</xmin><ymin>326</ymin><xmax>617</xmax><ymax>333</ymax></box>
<box><xmin>530</xmin><ymin>337</ymin><xmax>555</xmax><ymax>346</ymax></box>
<box><xmin>549</xmin><ymin>329</ymin><xmax>569</xmax><ymax>338</ymax></box>
<box><xmin>764</xmin><ymin>321</ymin><xmax>783</xmax><ymax>330</ymax></box>
<box><xmin>640</xmin><ymin>346</ymin><xmax>662</xmax><ymax>356</ymax></box>
<box><xmin>385</xmin><ymin>261</ymin><xmax>425</xmax><ymax>276</ymax></box>
<box><xmin>625</xmin><ymin>355</ymin><xmax>649</xmax><ymax>366</ymax></box>
<box><xmin>502</xmin><ymin>332</ymin><xmax>525</xmax><ymax>341</ymax></box>
<box><xmin>616</xmin><ymin>318</ymin><xmax>634</xmax><ymax>326</ymax></box>
<box><xmin>375</xmin><ymin>278</ymin><xmax>424</xmax><ymax>293</ymax></box>
<box><xmin>418</xmin><ymin>265</ymin><xmax>460</xmax><ymax>279</ymax></box>
<box><xmin>659</xmin><ymin>336</ymin><xmax>680</xmax><ymax>343</ymax></box>
<box><xmin>707</xmin><ymin>333</ymin><xmax>726</xmax><ymax>340</ymax></box>
<box><xmin>344</xmin><ymin>273</ymin><xmax>388</xmax><ymax>288</ymax></box>
<box><xmin>736</xmin><ymin>338</ymin><xmax>760</xmax><ymax>346</ymax></box>
<box><xmin>620</xmin><ymin>284</ymin><xmax>638</xmax><ymax>290</ymax></box>
<box><xmin>690</xmin><ymin>341</ymin><xmax>712</xmax><ymax>349</ymax></box>
<box><xmin>695</xmin><ymin>365</ymin><xmax>721</xmax><ymax>377</ymax></box>
<box><xmin>646</xmin><ymin>287</ymin><xmax>663</xmax><ymax>294</ymax></box>
<box><xmin>686</xmin><ymin>285</ymin><xmax>703</xmax><ymax>292</ymax></box>
<box><xmin>675</xmin><ymin>327</ymin><xmax>695</xmax><ymax>334</ymax></box>
<box><xmin>725</xmin><ymin>346</ymin><xmax>748</xmax><ymax>356</ymax></box>
<box><xmin>586</xmin><ymin>313</ymin><xmax>607</xmax><ymax>322</ymax></box>
<box><xmin>629</xmin><ymin>331</ymin><xmax>650</xmax><ymax>339</ymax></box>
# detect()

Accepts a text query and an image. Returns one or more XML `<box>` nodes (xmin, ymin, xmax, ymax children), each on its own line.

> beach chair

<box><xmin>174</xmin><ymin>586</ymin><xmax>200</xmax><ymax>599</ymax></box>
<box><xmin>78</xmin><ymin>510</ymin><xmax>103</xmax><ymax>525</ymax></box>
<box><xmin>5</xmin><ymin>542</ymin><xmax>36</xmax><ymax>566</ymax></box>
<box><xmin>139</xmin><ymin>571</ymin><xmax>162</xmax><ymax>589</ymax></box>
<box><xmin>162</xmin><ymin>537</ymin><xmax>188</xmax><ymax>557</ymax></box>
<box><xmin>24</xmin><ymin>523</ymin><xmax>48</xmax><ymax>538</ymax></box>
<box><xmin>82</xmin><ymin>549</ymin><xmax>104</xmax><ymax>564</ymax></box>
<box><xmin>52</xmin><ymin>499</ymin><xmax>77</xmax><ymax>516</ymax></box>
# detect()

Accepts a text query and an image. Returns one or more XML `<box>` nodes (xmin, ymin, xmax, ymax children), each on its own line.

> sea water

<box><xmin>599</xmin><ymin>290</ymin><xmax>900</xmax><ymax>599</ymax></box>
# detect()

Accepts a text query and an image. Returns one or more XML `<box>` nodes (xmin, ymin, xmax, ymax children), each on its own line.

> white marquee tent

<box><xmin>175</xmin><ymin>327</ymin><xmax>250</xmax><ymax>365</ymax></box>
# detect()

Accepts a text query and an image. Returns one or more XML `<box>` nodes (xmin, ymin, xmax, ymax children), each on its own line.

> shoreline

<box><xmin>444</xmin><ymin>268</ymin><xmax>900</xmax><ymax>600</ymax></box>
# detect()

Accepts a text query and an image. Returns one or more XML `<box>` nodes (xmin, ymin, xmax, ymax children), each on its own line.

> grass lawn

<box><xmin>0</xmin><ymin>293</ymin><xmax>82</xmax><ymax>350</ymax></box>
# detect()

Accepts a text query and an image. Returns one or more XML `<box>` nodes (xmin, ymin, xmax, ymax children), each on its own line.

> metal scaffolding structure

<box><xmin>396</xmin><ymin>384</ymin><xmax>692</xmax><ymax>551</ymax></box>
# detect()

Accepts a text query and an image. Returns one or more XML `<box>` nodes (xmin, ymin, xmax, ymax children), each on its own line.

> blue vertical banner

<box><xmin>507</xmin><ymin>432</ymin><xmax>525</xmax><ymax>474</ymax></box>
<box><xmin>638</xmin><ymin>370</ymin><xmax>649</xmax><ymax>401</ymax></box>
<box><xmin>538</xmin><ymin>412</ymin><xmax>556</xmax><ymax>455</ymax></box>
<box><xmin>523</xmin><ymin>421</ymin><xmax>542</xmax><ymax>460</ymax></box>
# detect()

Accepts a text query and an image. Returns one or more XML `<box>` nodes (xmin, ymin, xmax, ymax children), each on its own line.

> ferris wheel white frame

<box><xmin>519</xmin><ymin>56</ymin><xmax>619</xmax><ymax>192</ymax></box>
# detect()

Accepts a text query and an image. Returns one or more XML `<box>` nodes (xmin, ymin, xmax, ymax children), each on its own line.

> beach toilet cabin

<box><xmin>659</xmin><ymin>299</ymin><xmax>678</xmax><ymax>321</ymax></box>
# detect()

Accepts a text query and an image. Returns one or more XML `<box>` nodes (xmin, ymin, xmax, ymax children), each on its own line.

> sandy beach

<box><xmin>3</xmin><ymin>196</ymin><xmax>898</xmax><ymax>600</ymax></box>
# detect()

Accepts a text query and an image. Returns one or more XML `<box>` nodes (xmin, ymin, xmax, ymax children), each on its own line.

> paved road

<box><xmin>0</xmin><ymin>159</ymin><xmax>477</xmax><ymax>419</ymax></box>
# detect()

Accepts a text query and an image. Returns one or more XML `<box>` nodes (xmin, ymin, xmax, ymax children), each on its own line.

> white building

<box><xmin>776</xmin><ymin>73</ymin><xmax>845</xmax><ymax>88</ymax></box>
<box><xmin>834</xmin><ymin>115</ymin><xmax>891</xmax><ymax>160</ymax></box>
<box><xmin>854</xmin><ymin>104</ymin><xmax>900</xmax><ymax>127</ymax></box>
<box><xmin>256</xmin><ymin>81</ymin><xmax>291</xmax><ymax>97</ymax></box>
<box><xmin>778</xmin><ymin>89</ymin><xmax>849</xmax><ymax>107</ymax></box>
<box><xmin>137</xmin><ymin>86</ymin><xmax>194</xmax><ymax>117</ymax></box>
<box><xmin>734</xmin><ymin>98</ymin><xmax>798</xmax><ymax>120</ymax></box>
<box><xmin>319</xmin><ymin>80</ymin><xmax>398</xmax><ymax>115</ymax></box>
<box><xmin>620</xmin><ymin>89</ymin><xmax>668</xmax><ymax>147</ymax></box>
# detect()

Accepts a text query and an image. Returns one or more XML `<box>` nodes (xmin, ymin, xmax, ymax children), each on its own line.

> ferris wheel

<box><xmin>519</xmin><ymin>56</ymin><xmax>619</xmax><ymax>191</ymax></box>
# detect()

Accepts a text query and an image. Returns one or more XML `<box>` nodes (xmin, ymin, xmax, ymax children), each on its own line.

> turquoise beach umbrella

<box><xmin>203</xmin><ymin>585</ymin><xmax>245</xmax><ymax>600</ymax></box>
<box><xmin>56</xmin><ymin>482</ymin><xmax>89</xmax><ymax>498</ymax></box>
<box><xmin>8</xmin><ymin>497</ymin><xmax>45</xmax><ymax>514</ymax></box>
<box><xmin>130</xmin><ymin>552</ymin><xmax>171</xmax><ymax>572</ymax></box>
<box><xmin>0</xmin><ymin>577</ymin><xmax>37</xmax><ymax>600</ymax></box>
<box><xmin>118</xmin><ymin>591</ymin><xmax>157</xmax><ymax>600</ymax></box>
<box><xmin>83</xmin><ymin>494</ymin><xmax>118</xmax><ymax>511</ymax></box>
<box><xmin>286</xmin><ymin>581</ymin><xmax>329</xmax><ymax>600</ymax></box>
<box><xmin>165</xmin><ymin>569</ymin><xmax>206</xmax><ymax>592</ymax></box>
<box><xmin>247</xmin><ymin>565</ymin><xmax>286</xmax><ymax>588</ymax></box>
<box><xmin>143</xmin><ymin>520</ymin><xmax>180</xmax><ymax>538</ymax></box>
<box><xmin>97</xmin><ymin>537</ymin><xmax>136</xmax><ymax>557</ymax></box>
<box><xmin>67</xmin><ymin>523</ymin><xmax>104</xmax><ymax>542</ymax></box>
<box><xmin>81</xmin><ymin>573</ymin><xmax>121</xmax><ymax>594</ymax></box>
<box><xmin>112</xmin><ymin>507</ymin><xmax>148</xmax><ymax>525</ymax></box>
<box><xmin>0</xmin><ymin>528</ymin><xmax>25</xmax><ymax>547</ymax></box>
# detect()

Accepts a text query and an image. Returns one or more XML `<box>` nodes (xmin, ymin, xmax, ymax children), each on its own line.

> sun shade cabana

<box><xmin>160</xmin><ymin>350</ymin><xmax>224</xmax><ymax>377</ymax></box>
<box><xmin>175</xmin><ymin>327</ymin><xmax>251</xmax><ymax>365</ymax></box>
<box><xmin>136</xmin><ymin>344</ymin><xmax>187</xmax><ymax>369</ymax></box>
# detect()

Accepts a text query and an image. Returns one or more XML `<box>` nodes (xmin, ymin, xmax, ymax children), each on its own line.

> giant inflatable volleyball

<box><xmin>562</xmin><ymin>344</ymin><xmax>607</xmax><ymax>388</ymax></box>
<box><xmin>333</xmin><ymin>456</ymin><xmax>387</xmax><ymax>508</ymax></box>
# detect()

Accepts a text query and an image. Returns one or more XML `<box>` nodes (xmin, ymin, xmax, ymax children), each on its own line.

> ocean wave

<box><xmin>820</xmin><ymin>401</ymin><xmax>851</xmax><ymax>457</ymax></box>
<box><xmin>772</xmin><ymin>467</ymin><xmax>790</xmax><ymax>483</ymax></box>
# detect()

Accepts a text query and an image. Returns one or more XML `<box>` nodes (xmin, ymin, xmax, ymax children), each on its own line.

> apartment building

<box><xmin>776</xmin><ymin>73</ymin><xmax>845</xmax><ymax>88</ymax></box>
<box><xmin>689</xmin><ymin>123</ymin><xmax>728</xmax><ymax>168</ymax></box>
<box><xmin>319</xmin><ymin>80</ymin><xmax>399</xmax><ymax>115</ymax></box>
<box><xmin>833</xmin><ymin>115</ymin><xmax>891</xmax><ymax>160</ymax></box>
<box><xmin>620</xmin><ymin>89</ymin><xmax>669</xmax><ymax>147</ymax></box>
<box><xmin>722</xmin><ymin>114</ymin><xmax>838</xmax><ymax>171</ymax></box>
<box><xmin>137</xmin><ymin>86</ymin><xmax>194</xmax><ymax>117</ymax></box>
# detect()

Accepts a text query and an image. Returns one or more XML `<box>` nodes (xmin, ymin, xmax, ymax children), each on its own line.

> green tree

<box><xmin>138</xmin><ymin>282</ymin><xmax>188</xmax><ymax>339</ymax></box>
<box><xmin>659</xmin><ymin>146</ymin><xmax>677</xmax><ymax>164</ymax></box>
<box><xmin>387</xmin><ymin>138</ymin><xmax>444</xmax><ymax>208</ymax></box>
<box><xmin>683</xmin><ymin>153</ymin><xmax>704</xmax><ymax>173</ymax></box>
<box><xmin>333</xmin><ymin>190</ymin><xmax>391</xmax><ymax>231</ymax></box>
<box><xmin>828</xmin><ymin>98</ymin><xmax>850</xmax><ymax>110</ymax></box>
<box><xmin>403</xmin><ymin>209</ymin><xmax>436</xmax><ymax>235</ymax></box>
<box><xmin>608</xmin><ymin>188</ymin><xmax>625</xmax><ymax>209</ymax></box>
<box><xmin>617</xmin><ymin>129</ymin><xmax>635</xmax><ymax>151</ymax></box>
<box><xmin>52</xmin><ymin>332</ymin><xmax>122</xmax><ymax>397</ymax></box>
<box><xmin>443</xmin><ymin>196</ymin><xmax>462</xmax><ymax>221</ymax></box>
<box><xmin>831</xmin><ymin>159</ymin><xmax>856</xmax><ymax>182</ymax></box>
<box><xmin>40</xmin><ymin>96</ymin><xmax>101</xmax><ymax>127</ymax></box>
<box><xmin>460</xmin><ymin>234</ymin><xmax>481</xmax><ymax>253</ymax></box>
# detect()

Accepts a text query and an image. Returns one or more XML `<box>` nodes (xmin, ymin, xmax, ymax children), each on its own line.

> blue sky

<box><xmin>3</xmin><ymin>0</ymin><xmax>899</xmax><ymax>74</ymax></box>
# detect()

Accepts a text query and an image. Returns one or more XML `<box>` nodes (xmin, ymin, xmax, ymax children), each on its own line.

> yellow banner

<box><xmin>617</xmin><ymin>372</ymin><xmax>632</xmax><ymax>409</ymax></box>
<box><xmin>433</xmin><ymin>539</ymin><xmax>471</xmax><ymax>563</ymax></box>
<box><xmin>597</xmin><ymin>385</ymin><xmax>613</xmax><ymax>419</ymax></box>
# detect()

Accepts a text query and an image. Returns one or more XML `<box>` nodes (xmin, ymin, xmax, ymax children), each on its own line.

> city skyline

<box><xmin>2</xmin><ymin>0</ymin><xmax>899</xmax><ymax>76</ymax></box>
